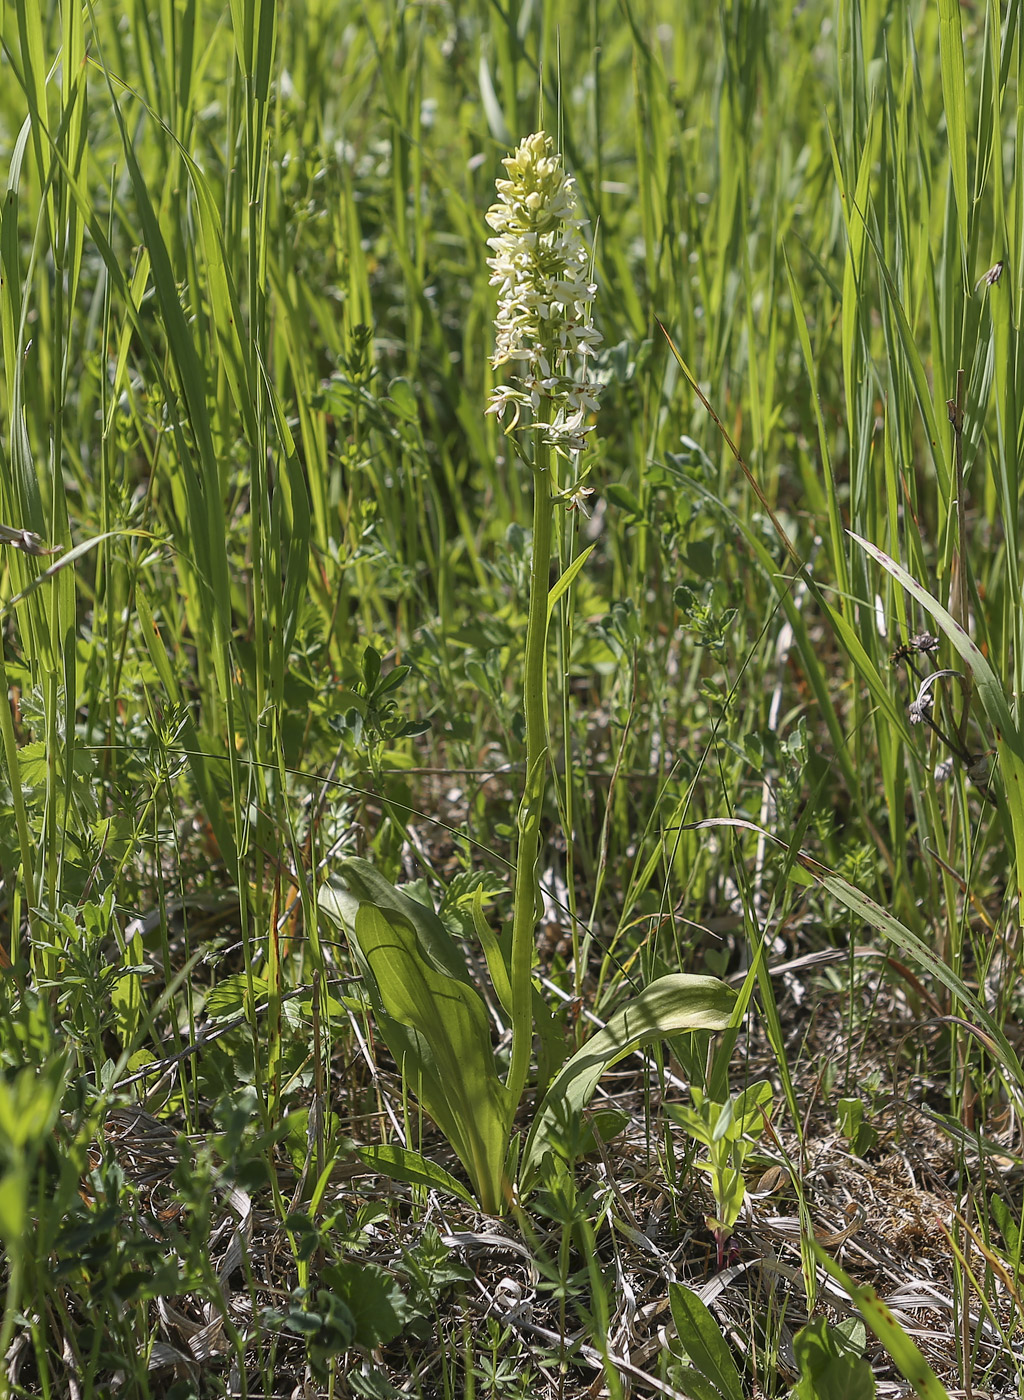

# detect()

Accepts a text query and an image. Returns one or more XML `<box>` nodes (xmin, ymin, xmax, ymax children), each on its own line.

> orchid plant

<box><xmin>484</xmin><ymin>130</ymin><xmax>605</xmax><ymax>1114</ymax></box>
<box><xmin>328</xmin><ymin>133</ymin><xmax>735</xmax><ymax>1215</ymax></box>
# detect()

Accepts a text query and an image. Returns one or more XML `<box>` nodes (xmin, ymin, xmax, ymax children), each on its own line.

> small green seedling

<box><xmin>836</xmin><ymin>1096</ymin><xmax>878</xmax><ymax>1157</ymax></box>
<box><xmin>668</xmin><ymin>1080</ymin><xmax>773</xmax><ymax>1267</ymax></box>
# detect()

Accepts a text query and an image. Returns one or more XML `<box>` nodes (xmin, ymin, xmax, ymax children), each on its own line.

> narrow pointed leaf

<box><xmin>547</xmin><ymin>544</ymin><xmax>596</xmax><ymax>619</ymax></box>
<box><xmin>937</xmin><ymin>0</ymin><xmax>970</xmax><ymax>254</ymax></box>
<box><xmin>357</xmin><ymin>1144</ymin><xmax>475</xmax><ymax>1206</ymax></box>
<box><xmin>668</xmin><ymin>1283</ymin><xmax>744</xmax><ymax>1400</ymax></box>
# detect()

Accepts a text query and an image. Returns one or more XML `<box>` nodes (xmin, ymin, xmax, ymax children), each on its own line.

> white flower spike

<box><xmin>485</xmin><ymin>131</ymin><xmax>601</xmax><ymax>456</ymax></box>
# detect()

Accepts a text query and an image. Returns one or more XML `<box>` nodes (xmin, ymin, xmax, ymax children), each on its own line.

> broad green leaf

<box><xmin>605</xmin><ymin>482</ymin><xmax>643</xmax><ymax>516</ymax></box>
<box><xmin>387</xmin><ymin>377</ymin><xmax>419</xmax><ymax>420</ymax></box>
<box><xmin>837</xmin><ymin>1097</ymin><xmax>878</xmax><ymax>1156</ymax></box>
<box><xmin>733</xmin><ymin>1081</ymin><xmax>773</xmax><ymax>1137</ymax></box>
<box><xmin>334</xmin><ymin>858</ymin><xmax>472</xmax><ymax>986</ymax></box>
<box><xmin>669</xmin><ymin>1366</ymin><xmax>728</xmax><ymax>1400</ymax></box>
<box><xmin>665</xmin><ymin>1101</ymin><xmax>713</xmax><ymax>1146</ymax></box>
<box><xmin>357</xmin><ymin>1144</ymin><xmax>475</xmax><ymax>1206</ymax></box>
<box><xmin>838</xmin><ymin>1318</ymin><xmax>868</xmax><ymax>1352</ymax></box>
<box><xmin>321</xmin><ymin>1260</ymin><xmax>409</xmax><ymax>1352</ymax></box>
<box><xmin>989</xmin><ymin>1194</ymin><xmax>1020</xmax><ymax>1256</ymax></box>
<box><xmin>668</xmin><ymin>1283</ymin><xmax>744</xmax><ymax>1400</ymax></box>
<box><xmin>521</xmin><ymin>974</ymin><xmax>734</xmax><ymax>1188</ymax></box>
<box><xmin>353</xmin><ymin>902</ymin><xmax>512</xmax><ymax>1214</ymax></box>
<box><xmin>204</xmin><ymin>974</ymin><xmax>269</xmax><ymax>1021</ymax></box>
<box><xmin>584</xmin><ymin>1109</ymin><xmax>630</xmax><ymax>1148</ymax></box>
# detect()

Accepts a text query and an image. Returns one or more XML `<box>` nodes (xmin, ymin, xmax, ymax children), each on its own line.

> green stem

<box><xmin>507</xmin><ymin>431</ymin><xmax>554</xmax><ymax>1117</ymax></box>
<box><xmin>0</xmin><ymin>646</ymin><xmax>39</xmax><ymax>955</ymax></box>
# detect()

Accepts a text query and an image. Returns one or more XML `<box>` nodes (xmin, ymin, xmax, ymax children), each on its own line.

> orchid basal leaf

<box><xmin>520</xmin><ymin>973</ymin><xmax>735</xmax><ymax>1190</ymax></box>
<box><xmin>350</xmin><ymin>900</ymin><xmax>512</xmax><ymax>1215</ymax></box>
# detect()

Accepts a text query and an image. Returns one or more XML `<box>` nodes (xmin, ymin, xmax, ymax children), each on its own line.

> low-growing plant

<box><xmin>835</xmin><ymin>1096</ymin><xmax>879</xmax><ymax>1158</ymax></box>
<box><xmin>667</xmin><ymin>1080</ymin><xmax>773</xmax><ymax>1267</ymax></box>
<box><xmin>809</xmin><ymin>1237</ymin><xmax>955</xmax><ymax>1400</ymax></box>
<box><xmin>790</xmin><ymin>1316</ymin><xmax>875</xmax><ymax>1400</ymax></box>
<box><xmin>263</xmin><ymin>1263</ymin><xmax>410</xmax><ymax>1382</ymax></box>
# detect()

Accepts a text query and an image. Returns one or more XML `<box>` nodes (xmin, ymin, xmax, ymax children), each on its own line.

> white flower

<box><xmin>565</xmin><ymin>381</ymin><xmax>601</xmax><ymax>416</ymax></box>
<box><xmin>545</xmin><ymin>405</ymin><xmax>587</xmax><ymax>439</ymax></box>
<box><xmin>486</xmin><ymin>385</ymin><xmax>518</xmax><ymax>419</ymax></box>
<box><xmin>522</xmin><ymin>366</ymin><xmax>559</xmax><ymax>410</ymax></box>
<box><xmin>565</xmin><ymin>484</ymin><xmax>595</xmax><ymax>516</ymax></box>
<box><xmin>485</xmin><ymin>383</ymin><xmax>527</xmax><ymax>431</ymax></box>
<box><xmin>486</xmin><ymin>132</ymin><xmax>603</xmax><ymax>470</ymax></box>
<box><xmin>486</xmin><ymin>132</ymin><xmax>603</xmax><ymax>388</ymax></box>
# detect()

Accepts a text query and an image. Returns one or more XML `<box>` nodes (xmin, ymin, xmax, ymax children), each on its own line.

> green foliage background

<box><xmin>0</xmin><ymin>0</ymin><xmax>1022</xmax><ymax>1393</ymax></box>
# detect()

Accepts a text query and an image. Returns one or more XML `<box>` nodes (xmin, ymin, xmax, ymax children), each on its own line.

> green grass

<box><xmin>0</xmin><ymin>0</ymin><xmax>1023</xmax><ymax>1395</ymax></box>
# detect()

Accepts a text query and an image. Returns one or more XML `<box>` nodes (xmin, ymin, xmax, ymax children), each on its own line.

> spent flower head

<box><xmin>486</xmin><ymin>132</ymin><xmax>601</xmax><ymax>454</ymax></box>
